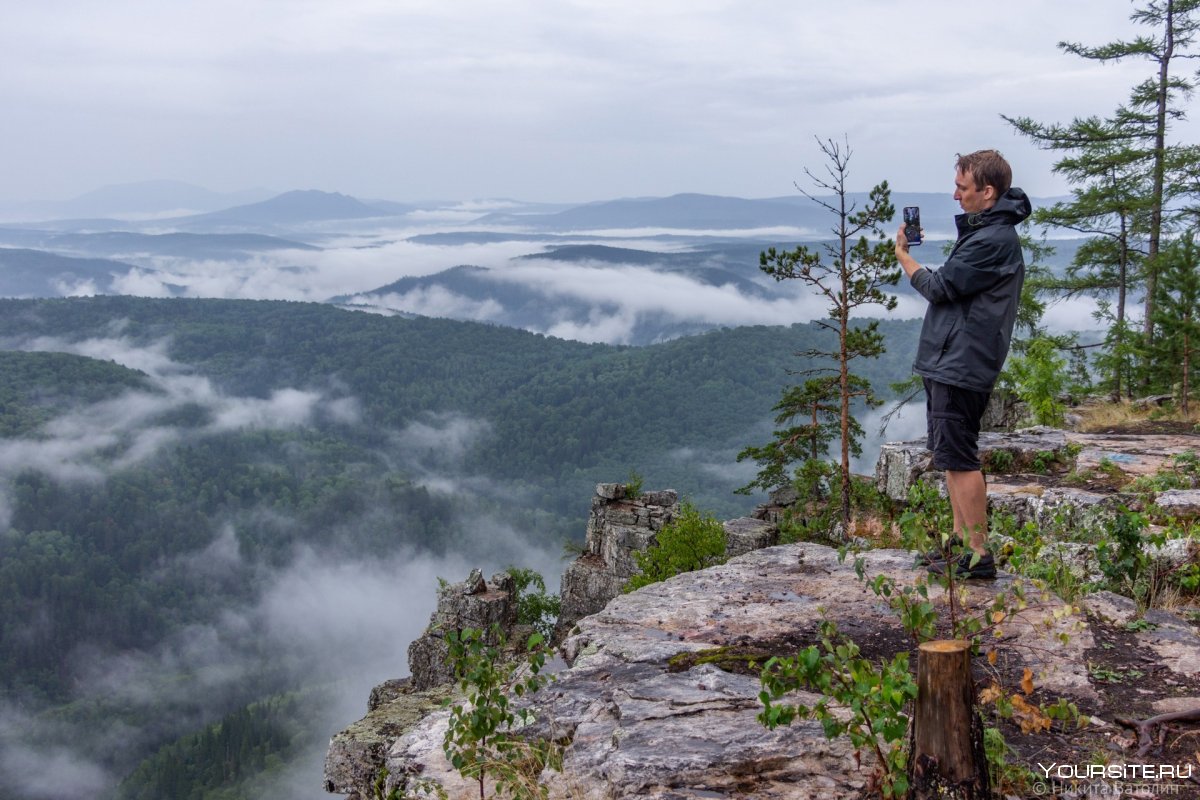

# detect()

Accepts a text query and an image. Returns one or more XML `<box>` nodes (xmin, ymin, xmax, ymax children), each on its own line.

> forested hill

<box><xmin>0</xmin><ymin>350</ymin><xmax>151</xmax><ymax>435</ymax></box>
<box><xmin>0</xmin><ymin>296</ymin><xmax>920</xmax><ymax>798</ymax></box>
<box><xmin>0</xmin><ymin>297</ymin><xmax>920</xmax><ymax>510</ymax></box>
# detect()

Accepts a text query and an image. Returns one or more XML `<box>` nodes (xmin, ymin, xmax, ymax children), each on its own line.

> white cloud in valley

<box><xmin>0</xmin><ymin>528</ymin><xmax>562</xmax><ymax>800</ymax></box>
<box><xmin>0</xmin><ymin>336</ymin><xmax>356</xmax><ymax>526</ymax></box>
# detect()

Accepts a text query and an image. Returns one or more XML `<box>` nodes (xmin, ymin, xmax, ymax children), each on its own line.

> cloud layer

<box><xmin>0</xmin><ymin>335</ymin><xmax>563</xmax><ymax>798</ymax></box>
<box><xmin>1</xmin><ymin>534</ymin><xmax>561</xmax><ymax>800</ymax></box>
<box><xmin>0</xmin><ymin>336</ymin><xmax>356</xmax><ymax>526</ymax></box>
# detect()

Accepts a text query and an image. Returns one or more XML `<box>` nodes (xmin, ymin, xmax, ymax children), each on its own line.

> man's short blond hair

<box><xmin>955</xmin><ymin>150</ymin><xmax>1012</xmax><ymax>196</ymax></box>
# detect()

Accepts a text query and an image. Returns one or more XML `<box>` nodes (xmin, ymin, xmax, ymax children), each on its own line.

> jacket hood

<box><xmin>974</xmin><ymin>191</ymin><xmax>1032</xmax><ymax>230</ymax></box>
<box><xmin>959</xmin><ymin>187</ymin><xmax>1032</xmax><ymax>231</ymax></box>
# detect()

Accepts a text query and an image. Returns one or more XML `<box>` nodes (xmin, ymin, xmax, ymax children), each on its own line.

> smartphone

<box><xmin>903</xmin><ymin>206</ymin><xmax>922</xmax><ymax>246</ymax></box>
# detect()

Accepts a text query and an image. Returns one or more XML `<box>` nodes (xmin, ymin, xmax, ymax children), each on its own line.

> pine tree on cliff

<box><xmin>1006</xmin><ymin>0</ymin><xmax>1200</xmax><ymax>387</ymax></box>
<box><xmin>1149</xmin><ymin>233</ymin><xmax>1200</xmax><ymax>414</ymax></box>
<box><xmin>750</xmin><ymin>136</ymin><xmax>898</xmax><ymax>533</ymax></box>
<box><xmin>1000</xmin><ymin>113</ymin><xmax>1151</xmax><ymax>400</ymax></box>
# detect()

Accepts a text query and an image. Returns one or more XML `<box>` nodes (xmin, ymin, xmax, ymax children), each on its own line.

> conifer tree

<box><xmin>754</xmin><ymin>137</ymin><xmax>898</xmax><ymax>532</ymax></box>
<box><xmin>736</xmin><ymin>374</ymin><xmax>862</xmax><ymax>496</ymax></box>
<box><xmin>1149</xmin><ymin>233</ymin><xmax>1200</xmax><ymax>415</ymax></box>
<box><xmin>1006</xmin><ymin>0</ymin><xmax>1200</xmax><ymax>391</ymax></box>
<box><xmin>1059</xmin><ymin>0</ymin><xmax>1200</xmax><ymax>339</ymax></box>
<box><xmin>997</xmin><ymin>118</ymin><xmax>1150</xmax><ymax>399</ymax></box>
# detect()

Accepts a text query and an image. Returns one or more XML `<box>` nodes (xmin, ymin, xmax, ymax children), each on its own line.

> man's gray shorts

<box><xmin>924</xmin><ymin>378</ymin><xmax>991</xmax><ymax>472</ymax></box>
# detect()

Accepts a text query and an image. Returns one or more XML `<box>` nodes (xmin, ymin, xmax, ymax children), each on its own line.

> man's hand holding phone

<box><xmin>895</xmin><ymin>206</ymin><xmax>924</xmax><ymax>263</ymax></box>
<box><xmin>894</xmin><ymin>206</ymin><xmax>926</xmax><ymax>280</ymax></box>
<box><xmin>903</xmin><ymin>206</ymin><xmax>922</xmax><ymax>246</ymax></box>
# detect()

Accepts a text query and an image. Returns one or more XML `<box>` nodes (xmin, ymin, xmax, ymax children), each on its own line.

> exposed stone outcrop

<box><xmin>554</xmin><ymin>484</ymin><xmax>680</xmax><ymax>641</ymax></box>
<box><xmin>325</xmin><ymin>569</ymin><xmax>523</xmax><ymax>798</ymax></box>
<box><xmin>375</xmin><ymin>544</ymin><xmax>1097</xmax><ymax>799</ymax></box>
<box><xmin>323</xmin><ymin>680</ymin><xmax>453</xmax><ymax>799</ymax></box>
<box><xmin>555</xmin><ymin>485</ymin><xmax>782</xmax><ymax>643</ymax></box>
<box><xmin>874</xmin><ymin>426</ymin><xmax>1073</xmax><ymax>503</ymax></box>
<box><xmin>407</xmin><ymin>570</ymin><xmax>518</xmax><ymax>691</ymax></box>
<box><xmin>326</xmin><ymin>427</ymin><xmax>1200</xmax><ymax>800</ymax></box>
<box><xmin>1002</xmin><ymin>536</ymin><xmax>1193</xmax><ymax>588</ymax></box>
<box><xmin>985</xmin><ymin>483</ymin><xmax>1127</xmax><ymax>531</ymax></box>
<box><xmin>876</xmin><ymin>427</ymin><xmax>1200</xmax><ymax>525</ymax></box>
<box><xmin>1156</xmin><ymin>489</ymin><xmax>1200</xmax><ymax>518</ymax></box>
<box><xmin>1084</xmin><ymin>590</ymin><xmax>1200</xmax><ymax>677</ymax></box>
<box><xmin>980</xmin><ymin>387</ymin><xmax>1027</xmax><ymax>431</ymax></box>
<box><xmin>751</xmin><ymin>484</ymin><xmax>800</xmax><ymax>525</ymax></box>
<box><xmin>723</xmin><ymin>516</ymin><xmax>778</xmax><ymax>557</ymax></box>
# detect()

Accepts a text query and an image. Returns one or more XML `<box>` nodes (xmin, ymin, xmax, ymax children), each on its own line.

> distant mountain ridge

<box><xmin>3</xmin><ymin>184</ymin><xmax>1070</xmax><ymax>238</ymax></box>
<box><xmin>0</xmin><ymin>248</ymin><xmax>141</xmax><ymax>297</ymax></box>
<box><xmin>180</xmin><ymin>189</ymin><xmax>389</xmax><ymax>226</ymax></box>
<box><xmin>0</xmin><ymin>230</ymin><xmax>316</xmax><ymax>259</ymax></box>
<box><xmin>477</xmin><ymin>193</ymin><xmax>806</xmax><ymax>229</ymax></box>
<box><xmin>470</xmin><ymin>191</ymin><xmax>1029</xmax><ymax>234</ymax></box>
<box><xmin>3</xmin><ymin>180</ymin><xmax>275</xmax><ymax>221</ymax></box>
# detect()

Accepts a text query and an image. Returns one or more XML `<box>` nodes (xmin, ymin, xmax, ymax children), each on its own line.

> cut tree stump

<box><xmin>909</xmin><ymin>639</ymin><xmax>991</xmax><ymax>799</ymax></box>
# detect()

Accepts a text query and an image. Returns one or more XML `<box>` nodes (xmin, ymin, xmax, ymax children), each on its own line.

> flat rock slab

<box><xmin>1155</xmin><ymin>489</ymin><xmax>1200</xmax><ymax>517</ymax></box>
<box><xmin>1066</xmin><ymin>432</ymin><xmax>1200</xmax><ymax>477</ymax></box>
<box><xmin>382</xmin><ymin>544</ymin><xmax>1100</xmax><ymax>799</ymax></box>
<box><xmin>878</xmin><ymin>429</ymin><xmax>1200</xmax><ymax>527</ymax></box>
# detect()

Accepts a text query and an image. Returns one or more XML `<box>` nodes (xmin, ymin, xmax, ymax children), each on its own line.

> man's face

<box><xmin>954</xmin><ymin>169</ymin><xmax>995</xmax><ymax>214</ymax></box>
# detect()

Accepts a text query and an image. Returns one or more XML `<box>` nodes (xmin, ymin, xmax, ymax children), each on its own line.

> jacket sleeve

<box><xmin>909</xmin><ymin>234</ymin><xmax>1017</xmax><ymax>304</ymax></box>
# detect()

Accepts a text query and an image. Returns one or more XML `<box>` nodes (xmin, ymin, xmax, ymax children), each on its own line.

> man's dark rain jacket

<box><xmin>910</xmin><ymin>188</ymin><xmax>1032</xmax><ymax>393</ymax></box>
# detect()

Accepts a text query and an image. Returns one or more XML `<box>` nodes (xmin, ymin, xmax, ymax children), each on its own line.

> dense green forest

<box><xmin>0</xmin><ymin>296</ymin><xmax>920</xmax><ymax>798</ymax></box>
<box><xmin>0</xmin><ymin>297</ymin><xmax>919</xmax><ymax>515</ymax></box>
<box><xmin>116</xmin><ymin>689</ymin><xmax>330</xmax><ymax>800</ymax></box>
<box><xmin>0</xmin><ymin>350</ymin><xmax>151</xmax><ymax>435</ymax></box>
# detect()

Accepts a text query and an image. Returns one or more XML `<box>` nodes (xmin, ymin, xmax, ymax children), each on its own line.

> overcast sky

<box><xmin>3</xmin><ymin>0</ymin><xmax>1197</xmax><ymax>205</ymax></box>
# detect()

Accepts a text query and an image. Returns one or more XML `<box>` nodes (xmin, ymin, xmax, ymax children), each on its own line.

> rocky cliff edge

<box><xmin>327</xmin><ymin>427</ymin><xmax>1200</xmax><ymax>799</ymax></box>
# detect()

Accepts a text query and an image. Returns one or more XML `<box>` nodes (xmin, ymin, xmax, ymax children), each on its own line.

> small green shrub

<box><xmin>896</xmin><ymin>480</ymin><xmax>954</xmax><ymax>555</ymax></box>
<box><xmin>983</xmin><ymin>727</ymin><xmax>1033</xmax><ymax>796</ymax></box>
<box><xmin>984</xmin><ymin>449</ymin><xmax>1014</xmax><ymax>473</ymax></box>
<box><xmin>1175</xmin><ymin>560</ymin><xmax>1200</xmax><ymax>595</ymax></box>
<box><xmin>759</xmin><ymin>619</ymin><xmax>917</xmax><ymax>798</ymax></box>
<box><xmin>1030</xmin><ymin>450</ymin><xmax>1056</xmax><ymax>474</ymax></box>
<box><xmin>1007</xmin><ymin>336</ymin><xmax>1068</xmax><ymax>426</ymax></box>
<box><xmin>623</xmin><ymin>470</ymin><xmax>644</xmax><ymax>499</ymax></box>
<box><xmin>505</xmin><ymin>566</ymin><xmax>561</xmax><ymax>641</ymax></box>
<box><xmin>1096</xmin><ymin>508</ymin><xmax>1155</xmax><ymax>611</ymax></box>
<box><xmin>1002</xmin><ymin>515</ymin><xmax>1095</xmax><ymax>603</ymax></box>
<box><xmin>623</xmin><ymin>502</ymin><xmax>726</xmax><ymax>592</ymax></box>
<box><xmin>442</xmin><ymin>626</ymin><xmax>560</xmax><ymax>799</ymax></box>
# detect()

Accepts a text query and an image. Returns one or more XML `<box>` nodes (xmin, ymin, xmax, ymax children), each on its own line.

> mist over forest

<box><xmin>0</xmin><ymin>182</ymin><xmax>1083</xmax><ymax>799</ymax></box>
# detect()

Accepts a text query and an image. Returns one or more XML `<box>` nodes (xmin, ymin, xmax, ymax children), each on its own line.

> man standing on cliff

<box><xmin>894</xmin><ymin>150</ymin><xmax>1031</xmax><ymax>579</ymax></box>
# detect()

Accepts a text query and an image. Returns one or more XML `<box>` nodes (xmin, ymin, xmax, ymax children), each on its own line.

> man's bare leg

<box><xmin>945</xmin><ymin>469</ymin><xmax>988</xmax><ymax>555</ymax></box>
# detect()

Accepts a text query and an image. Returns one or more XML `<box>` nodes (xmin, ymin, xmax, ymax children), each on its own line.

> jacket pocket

<box><xmin>935</xmin><ymin>318</ymin><xmax>961</xmax><ymax>364</ymax></box>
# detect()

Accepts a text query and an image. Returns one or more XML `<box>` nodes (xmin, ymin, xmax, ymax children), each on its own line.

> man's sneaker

<box><xmin>913</xmin><ymin>536</ymin><xmax>963</xmax><ymax>567</ymax></box>
<box><xmin>927</xmin><ymin>551</ymin><xmax>997</xmax><ymax>580</ymax></box>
